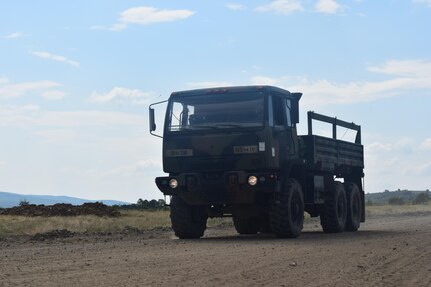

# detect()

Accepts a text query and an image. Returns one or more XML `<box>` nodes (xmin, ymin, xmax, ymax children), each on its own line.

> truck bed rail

<box><xmin>307</xmin><ymin>111</ymin><xmax>361</xmax><ymax>144</ymax></box>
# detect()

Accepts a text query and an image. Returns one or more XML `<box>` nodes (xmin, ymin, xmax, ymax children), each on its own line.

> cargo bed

<box><xmin>301</xmin><ymin>135</ymin><xmax>364</xmax><ymax>171</ymax></box>
<box><xmin>301</xmin><ymin>111</ymin><xmax>364</xmax><ymax>172</ymax></box>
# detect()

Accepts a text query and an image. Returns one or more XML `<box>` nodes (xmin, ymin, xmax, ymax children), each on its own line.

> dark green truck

<box><xmin>149</xmin><ymin>85</ymin><xmax>364</xmax><ymax>239</ymax></box>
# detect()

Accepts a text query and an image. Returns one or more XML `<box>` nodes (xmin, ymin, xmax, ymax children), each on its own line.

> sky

<box><xmin>0</xmin><ymin>0</ymin><xmax>430</xmax><ymax>203</ymax></box>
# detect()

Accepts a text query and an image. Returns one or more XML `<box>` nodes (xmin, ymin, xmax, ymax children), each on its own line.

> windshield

<box><xmin>167</xmin><ymin>93</ymin><xmax>265</xmax><ymax>132</ymax></box>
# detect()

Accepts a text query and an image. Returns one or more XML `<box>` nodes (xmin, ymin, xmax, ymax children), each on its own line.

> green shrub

<box><xmin>388</xmin><ymin>197</ymin><xmax>405</xmax><ymax>205</ymax></box>
<box><xmin>19</xmin><ymin>199</ymin><xmax>30</xmax><ymax>206</ymax></box>
<box><xmin>413</xmin><ymin>192</ymin><xmax>430</xmax><ymax>204</ymax></box>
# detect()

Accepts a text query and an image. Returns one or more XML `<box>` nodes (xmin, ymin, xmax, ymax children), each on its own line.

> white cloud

<box><xmin>413</xmin><ymin>0</ymin><xmax>431</xmax><ymax>7</ymax></box>
<box><xmin>364</xmin><ymin>137</ymin><xmax>431</xmax><ymax>191</ymax></box>
<box><xmin>39</xmin><ymin>111</ymin><xmax>146</xmax><ymax>127</ymax></box>
<box><xmin>289</xmin><ymin>77</ymin><xmax>416</xmax><ymax>106</ymax></box>
<box><xmin>250</xmin><ymin>76</ymin><xmax>278</xmax><ymax>86</ymax></box>
<box><xmin>95</xmin><ymin>6</ymin><xmax>195</xmax><ymax>31</ymax></box>
<box><xmin>187</xmin><ymin>60</ymin><xmax>431</xmax><ymax>108</ymax></box>
<box><xmin>110</xmin><ymin>23</ymin><xmax>128</xmax><ymax>32</ymax></box>
<box><xmin>420</xmin><ymin>138</ymin><xmax>431</xmax><ymax>150</ymax></box>
<box><xmin>367</xmin><ymin>59</ymin><xmax>431</xmax><ymax>78</ymax></box>
<box><xmin>415</xmin><ymin>161</ymin><xmax>431</xmax><ymax>175</ymax></box>
<box><xmin>249</xmin><ymin>59</ymin><xmax>431</xmax><ymax>108</ymax></box>
<box><xmin>0</xmin><ymin>77</ymin><xmax>9</xmax><ymax>84</ymax></box>
<box><xmin>366</xmin><ymin>142</ymin><xmax>393</xmax><ymax>153</ymax></box>
<box><xmin>89</xmin><ymin>87</ymin><xmax>151</xmax><ymax>105</ymax></box>
<box><xmin>102</xmin><ymin>159</ymin><xmax>162</xmax><ymax>177</ymax></box>
<box><xmin>136</xmin><ymin>159</ymin><xmax>162</xmax><ymax>170</ymax></box>
<box><xmin>366</xmin><ymin>138</ymin><xmax>414</xmax><ymax>154</ymax></box>
<box><xmin>255</xmin><ymin>0</ymin><xmax>304</xmax><ymax>15</ymax></box>
<box><xmin>120</xmin><ymin>6</ymin><xmax>195</xmax><ymax>24</ymax></box>
<box><xmin>5</xmin><ymin>32</ymin><xmax>24</xmax><ymax>39</ymax></box>
<box><xmin>0</xmin><ymin>105</ymin><xmax>39</xmax><ymax>127</ymax></box>
<box><xmin>90</xmin><ymin>24</ymin><xmax>127</xmax><ymax>32</ymax></box>
<box><xmin>0</xmin><ymin>105</ymin><xmax>146</xmax><ymax>128</ymax></box>
<box><xmin>226</xmin><ymin>3</ymin><xmax>247</xmax><ymax>11</ymax></box>
<box><xmin>0</xmin><ymin>103</ymin><xmax>161</xmax><ymax>201</ymax></box>
<box><xmin>186</xmin><ymin>81</ymin><xmax>232</xmax><ymax>89</ymax></box>
<box><xmin>33</xmin><ymin>129</ymin><xmax>77</xmax><ymax>144</ymax></box>
<box><xmin>315</xmin><ymin>0</ymin><xmax>342</xmax><ymax>14</ymax></box>
<box><xmin>0</xmin><ymin>80</ymin><xmax>60</xmax><ymax>99</ymax></box>
<box><xmin>41</xmin><ymin>90</ymin><xmax>65</xmax><ymax>100</ymax></box>
<box><xmin>29</xmin><ymin>51</ymin><xmax>80</xmax><ymax>67</ymax></box>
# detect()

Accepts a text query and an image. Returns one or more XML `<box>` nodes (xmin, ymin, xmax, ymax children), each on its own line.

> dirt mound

<box><xmin>32</xmin><ymin>229</ymin><xmax>75</xmax><ymax>241</ymax></box>
<box><xmin>0</xmin><ymin>202</ymin><xmax>120</xmax><ymax>217</ymax></box>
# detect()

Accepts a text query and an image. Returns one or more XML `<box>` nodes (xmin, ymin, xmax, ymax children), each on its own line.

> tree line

<box><xmin>114</xmin><ymin>198</ymin><xmax>168</xmax><ymax>210</ymax></box>
<box><xmin>367</xmin><ymin>190</ymin><xmax>430</xmax><ymax>206</ymax></box>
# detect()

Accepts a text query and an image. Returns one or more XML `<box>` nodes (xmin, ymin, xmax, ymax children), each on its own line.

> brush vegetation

<box><xmin>0</xmin><ymin>209</ymin><xmax>230</xmax><ymax>237</ymax></box>
<box><xmin>365</xmin><ymin>201</ymin><xmax>431</xmax><ymax>217</ymax></box>
<box><xmin>366</xmin><ymin>189</ymin><xmax>430</xmax><ymax>205</ymax></box>
<box><xmin>1</xmin><ymin>203</ymin><xmax>431</xmax><ymax>237</ymax></box>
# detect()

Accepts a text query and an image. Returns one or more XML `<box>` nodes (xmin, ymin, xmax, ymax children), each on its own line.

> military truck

<box><xmin>149</xmin><ymin>85</ymin><xmax>364</xmax><ymax>239</ymax></box>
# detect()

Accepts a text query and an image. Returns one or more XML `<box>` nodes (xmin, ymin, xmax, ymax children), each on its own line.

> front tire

<box><xmin>344</xmin><ymin>183</ymin><xmax>361</xmax><ymax>231</ymax></box>
<box><xmin>233</xmin><ymin>216</ymin><xmax>260</xmax><ymax>235</ymax></box>
<box><xmin>269</xmin><ymin>178</ymin><xmax>304</xmax><ymax>238</ymax></box>
<box><xmin>320</xmin><ymin>181</ymin><xmax>347</xmax><ymax>233</ymax></box>
<box><xmin>170</xmin><ymin>195</ymin><xmax>207</xmax><ymax>239</ymax></box>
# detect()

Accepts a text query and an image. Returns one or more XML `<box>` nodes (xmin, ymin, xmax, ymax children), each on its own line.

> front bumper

<box><xmin>155</xmin><ymin>171</ymin><xmax>278</xmax><ymax>205</ymax></box>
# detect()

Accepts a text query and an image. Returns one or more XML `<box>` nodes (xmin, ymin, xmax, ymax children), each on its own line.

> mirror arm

<box><xmin>149</xmin><ymin>100</ymin><xmax>168</xmax><ymax>138</ymax></box>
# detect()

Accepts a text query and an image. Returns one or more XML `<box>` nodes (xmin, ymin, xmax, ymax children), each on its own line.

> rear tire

<box><xmin>269</xmin><ymin>178</ymin><xmax>304</xmax><ymax>238</ymax></box>
<box><xmin>344</xmin><ymin>183</ymin><xmax>361</xmax><ymax>231</ymax></box>
<box><xmin>233</xmin><ymin>216</ymin><xmax>260</xmax><ymax>235</ymax></box>
<box><xmin>320</xmin><ymin>181</ymin><xmax>347</xmax><ymax>233</ymax></box>
<box><xmin>170</xmin><ymin>195</ymin><xmax>207</xmax><ymax>239</ymax></box>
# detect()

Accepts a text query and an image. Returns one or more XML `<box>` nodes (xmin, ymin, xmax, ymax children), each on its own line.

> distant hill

<box><xmin>0</xmin><ymin>191</ymin><xmax>130</xmax><ymax>208</ymax></box>
<box><xmin>366</xmin><ymin>189</ymin><xmax>431</xmax><ymax>205</ymax></box>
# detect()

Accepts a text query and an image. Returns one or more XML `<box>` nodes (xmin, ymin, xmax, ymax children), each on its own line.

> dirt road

<box><xmin>1</xmin><ymin>213</ymin><xmax>431</xmax><ymax>287</ymax></box>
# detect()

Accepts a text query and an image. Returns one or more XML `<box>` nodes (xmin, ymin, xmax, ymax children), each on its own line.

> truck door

<box><xmin>269</xmin><ymin>94</ymin><xmax>295</xmax><ymax>168</ymax></box>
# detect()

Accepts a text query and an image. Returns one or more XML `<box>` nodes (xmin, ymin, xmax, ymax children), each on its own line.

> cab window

<box><xmin>272</xmin><ymin>96</ymin><xmax>285</xmax><ymax>126</ymax></box>
<box><xmin>285</xmin><ymin>98</ymin><xmax>292</xmax><ymax>126</ymax></box>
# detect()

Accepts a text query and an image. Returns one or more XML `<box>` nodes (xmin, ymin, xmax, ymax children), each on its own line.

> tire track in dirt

<box><xmin>347</xmin><ymin>215</ymin><xmax>431</xmax><ymax>287</ymax></box>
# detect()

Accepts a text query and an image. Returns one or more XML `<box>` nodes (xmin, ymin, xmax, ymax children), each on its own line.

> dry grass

<box><xmin>366</xmin><ymin>202</ymin><xmax>431</xmax><ymax>217</ymax></box>
<box><xmin>0</xmin><ymin>209</ymin><xmax>232</xmax><ymax>237</ymax></box>
<box><xmin>0</xmin><ymin>210</ymin><xmax>170</xmax><ymax>237</ymax></box>
<box><xmin>1</xmin><ymin>203</ymin><xmax>430</xmax><ymax>237</ymax></box>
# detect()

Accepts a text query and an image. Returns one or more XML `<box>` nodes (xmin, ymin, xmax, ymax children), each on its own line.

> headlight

<box><xmin>248</xmin><ymin>175</ymin><xmax>258</xmax><ymax>186</ymax></box>
<box><xmin>169</xmin><ymin>178</ymin><xmax>178</xmax><ymax>189</ymax></box>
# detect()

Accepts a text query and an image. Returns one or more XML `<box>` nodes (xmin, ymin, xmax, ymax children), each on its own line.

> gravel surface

<box><xmin>1</xmin><ymin>213</ymin><xmax>431</xmax><ymax>287</ymax></box>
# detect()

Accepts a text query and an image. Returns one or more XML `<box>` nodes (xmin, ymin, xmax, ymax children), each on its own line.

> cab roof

<box><xmin>171</xmin><ymin>85</ymin><xmax>295</xmax><ymax>98</ymax></box>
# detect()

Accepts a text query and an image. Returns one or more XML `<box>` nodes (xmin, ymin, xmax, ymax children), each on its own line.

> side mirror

<box><xmin>149</xmin><ymin>99</ymin><xmax>168</xmax><ymax>138</ymax></box>
<box><xmin>149</xmin><ymin>107</ymin><xmax>156</xmax><ymax>132</ymax></box>
<box><xmin>291</xmin><ymin>92</ymin><xmax>302</xmax><ymax>124</ymax></box>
